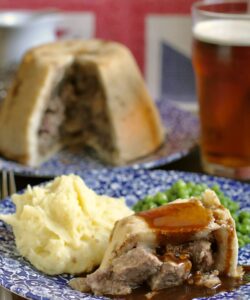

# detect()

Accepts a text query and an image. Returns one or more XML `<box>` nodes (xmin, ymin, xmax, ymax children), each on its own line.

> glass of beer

<box><xmin>192</xmin><ymin>0</ymin><xmax>250</xmax><ymax>179</ymax></box>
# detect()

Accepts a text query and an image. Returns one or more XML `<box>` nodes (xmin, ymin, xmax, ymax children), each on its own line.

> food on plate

<box><xmin>133</xmin><ymin>180</ymin><xmax>250</xmax><ymax>247</ymax></box>
<box><xmin>0</xmin><ymin>174</ymin><xmax>132</xmax><ymax>275</ymax></box>
<box><xmin>0</xmin><ymin>39</ymin><xmax>164</xmax><ymax>167</ymax></box>
<box><xmin>70</xmin><ymin>189</ymin><xmax>243</xmax><ymax>295</ymax></box>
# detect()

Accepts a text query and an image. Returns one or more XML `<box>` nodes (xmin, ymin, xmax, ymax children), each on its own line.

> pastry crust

<box><xmin>0</xmin><ymin>40</ymin><xmax>164</xmax><ymax>166</ymax></box>
<box><xmin>201</xmin><ymin>189</ymin><xmax>240</xmax><ymax>277</ymax></box>
<box><xmin>100</xmin><ymin>189</ymin><xmax>241</xmax><ymax>278</ymax></box>
<box><xmin>69</xmin><ymin>189</ymin><xmax>242</xmax><ymax>296</ymax></box>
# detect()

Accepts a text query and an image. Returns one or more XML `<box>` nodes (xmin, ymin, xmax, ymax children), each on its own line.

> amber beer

<box><xmin>192</xmin><ymin>19</ymin><xmax>250</xmax><ymax>178</ymax></box>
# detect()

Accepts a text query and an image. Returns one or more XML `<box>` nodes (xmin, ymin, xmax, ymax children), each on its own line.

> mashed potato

<box><xmin>0</xmin><ymin>174</ymin><xmax>132</xmax><ymax>275</ymax></box>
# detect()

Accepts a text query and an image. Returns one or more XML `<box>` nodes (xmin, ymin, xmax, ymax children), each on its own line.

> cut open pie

<box><xmin>70</xmin><ymin>189</ymin><xmax>242</xmax><ymax>295</ymax></box>
<box><xmin>0</xmin><ymin>40</ymin><xmax>164</xmax><ymax>166</ymax></box>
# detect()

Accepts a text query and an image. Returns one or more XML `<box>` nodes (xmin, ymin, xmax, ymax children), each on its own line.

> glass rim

<box><xmin>192</xmin><ymin>0</ymin><xmax>250</xmax><ymax>19</ymax></box>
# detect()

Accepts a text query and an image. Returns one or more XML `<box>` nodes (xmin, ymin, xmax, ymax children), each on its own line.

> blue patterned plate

<box><xmin>0</xmin><ymin>169</ymin><xmax>249</xmax><ymax>300</ymax></box>
<box><xmin>0</xmin><ymin>101</ymin><xmax>199</xmax><ymax>177</ymax></box>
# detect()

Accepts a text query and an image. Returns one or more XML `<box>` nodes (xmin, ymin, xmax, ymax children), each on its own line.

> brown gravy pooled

<box><xmin>115</xmin><ymin>266</ymin><xmax>250</xmax><ymax>300</ymax></box>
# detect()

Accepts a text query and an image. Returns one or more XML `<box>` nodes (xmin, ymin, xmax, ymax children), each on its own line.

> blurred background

<box><xmin>0</xmin><ymin>0</ymin><xmax>197</xmax><ymax>111</ymax></box>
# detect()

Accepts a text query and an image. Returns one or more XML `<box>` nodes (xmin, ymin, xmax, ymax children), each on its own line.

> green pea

<box><xmin>242</xmin><ymin>218</ymin><xmax>250</xmax><ymax>225</ymax></box>
<box><xmin>211</xmin><ymin>184</ymin><xmax>220</xmax><ymax>192</ymax></box>
<box><xmin>243</xmin><ymin>235</ymin><xmax>250</xmax><ymax>244</ymax></box>
<box><xmin>156</xmin><ymin>198</ymin><xmax>168</xmax><ymax>205</ymax></box>
<box><xmin>144</xmin><ymin>195</ymin><xmax>154</xmax><ymax>202</ymax></box>
<box><xmin>239</xmin><ymin>224</ymin><xmax>250</xmax><ymax>234</ymax></box>
<box><xmin>147</xmin><ymin>202</ymin><xmax>157</xmax><ymax>209</ymax></box>
<box><xmin>238</xmin><ymin>238</ymin><xmax>245</xmax><ymax>247</ymax></box>
<box><xmin>239</xmin><ymin>211</ymin><xmax>250</xmax><ymax>221</ymax></box>
<box><xmin>177</xmin><ymin>190</ymin><xmax>189</xmax><ymax>199</ymax></box>
<box><xmin>154</xmin><ymin>192</ymin><xmax>167</xmax><ymax>201</ymax></box>
<box><xmin>176</xmin><ymin>180</ymin><xmax>186</xmax><ymax>188</ymax></box>
<box><xmin>228</xmin><ymin>202</ymin><xmax>240</xmax><ymax>213</ymax></box>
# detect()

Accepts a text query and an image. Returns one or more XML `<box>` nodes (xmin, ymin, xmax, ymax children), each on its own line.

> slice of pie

<box><xmin>70</xmin><ymin>189</ymin><xmax>242</xmax><ymax>295</ymax></box>
<box><xmin>0</xmin><ymin>40</ymin><xmax>164</xmax><ymax>166</ymax></box>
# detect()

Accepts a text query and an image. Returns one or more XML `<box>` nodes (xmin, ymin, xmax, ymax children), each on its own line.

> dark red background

<box><xmin>0</xmin><ymin>0</ymin><xmax>196</xmax><ymax>71</ymax></box>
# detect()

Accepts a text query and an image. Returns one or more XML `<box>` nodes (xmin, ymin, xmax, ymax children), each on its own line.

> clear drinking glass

<box><xmin>192</xmin><ymin>0</ymin><xmax>250</xmax><ymax>179</ymax></box>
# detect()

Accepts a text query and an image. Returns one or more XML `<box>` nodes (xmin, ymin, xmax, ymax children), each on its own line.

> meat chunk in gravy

<box><xmin>84</xmin><ymin>246</ymin><xmax>162</xmax><ymax>295</ymax></box>
<box><xmin>148</xmin><ymin>254</ymin><xmax>192</xmax><ymax>290</ymax></box>
<box><xmin>70</xmin><ymin>239</ymin><xmax>220</xmax><ymax>295</ymax></box>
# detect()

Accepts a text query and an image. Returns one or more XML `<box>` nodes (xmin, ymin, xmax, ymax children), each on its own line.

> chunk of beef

<box><xmin>148</xmin><ymin>254</ymin><xmax>192</xmax><ymax>290</ymax></box>
<box><xmin>165</xmin><ymin>239</ymin><xmax>214</xmax><ymax>272</ymax></box>
<box><xmin>111</xmin><ymin>246</ymin><xmax>161</xmax><ymax>285</ymax></box>
<box><xmin>188</xmin><ymin>270</ymin><xmax>221</xmax><ymax>289</ymax></box>
<box><xmin>187</xmin><ymin>240</ymin><xmax>214</xmax><ymax>271</ymax></box>
<box><xmin>86</xmin><ymin>267</ymin><xmax>131</xmax><ymax>296</ymax></box>
<box><xmin>85</xmin><ymin>246</ymin><xmax>162</xmax><ymax>295</ymax></box>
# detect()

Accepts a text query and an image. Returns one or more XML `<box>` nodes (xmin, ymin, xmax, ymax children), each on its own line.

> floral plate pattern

<box><xmin>0</xmin><ymin>169</ymin><xmax>249</xmax><ymax>300</ymax></box>
<box><xmin>0</xmin><ymin>101</ymin><xmax>199</xmax><ymax>177</ymax></box>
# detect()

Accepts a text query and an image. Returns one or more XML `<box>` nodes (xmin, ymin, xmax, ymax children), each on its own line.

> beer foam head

<box><xmin>193</xmin><ymin>20</ymin><xmax>250</xmax><ymax>46</ymax></box>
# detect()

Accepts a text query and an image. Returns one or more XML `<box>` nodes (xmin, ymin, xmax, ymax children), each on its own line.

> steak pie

<box><xmin>0</xmin><ymin>40</ymin><xmax>164</xmax><ymax>166</ymax></box>
<box><xmin>70</xmin><ymin>189</ymin><xmax>242</xmax><ymax>295</ymax></box>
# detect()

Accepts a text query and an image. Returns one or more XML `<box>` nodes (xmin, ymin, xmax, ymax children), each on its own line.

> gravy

<box><xmin>137</xmin><ymin>200</ymin><xmax>213</xmax><ymax>245</ymax></box>
<box><xmin>119</xmin><ymin>266</ymin><xmax>250</xmax><ymax>300</ymax></box>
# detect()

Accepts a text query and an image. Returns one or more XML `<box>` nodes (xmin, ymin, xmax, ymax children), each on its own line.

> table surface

<box><xmin>3</xmin><ymin>146</ymin><xmax>249</xmax><ymax>299</ymax></box>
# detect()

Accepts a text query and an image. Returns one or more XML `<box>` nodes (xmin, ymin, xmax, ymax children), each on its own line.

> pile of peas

<box><xmin>132</xmin><ymin>180</ymin><xmax>250</xmax><ymax>247</ymax></box>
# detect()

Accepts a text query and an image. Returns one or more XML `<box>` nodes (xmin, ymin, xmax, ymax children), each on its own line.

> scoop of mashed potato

<box><xmin>0</xmin><ymin>174</ymin><xmax>132</xmax><ymax>275</ymax></box>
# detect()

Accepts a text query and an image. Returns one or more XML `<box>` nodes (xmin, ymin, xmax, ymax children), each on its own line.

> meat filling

<box><xmin>70</xmin><ymin>239</ymin><xmax>220</xmax><ymax>295</ymax></box>
<box><xmin>148</xmin><ymin>253</ymin><xmax>192</xmax><ymax>290</ymax></box>
<box><xmin>84</xmin><ymin>246</ymin><xmax>162</xmax><ymax>295</ymax></box>
<box><xmin>38</xmin><ymin>62</ymin><xmax>114</xmax><ymax>157</ymax></box>
<box><xmin>38</xmin><ymin>95</ymin><xmax>65</xmax><ymax>155</ymax></box>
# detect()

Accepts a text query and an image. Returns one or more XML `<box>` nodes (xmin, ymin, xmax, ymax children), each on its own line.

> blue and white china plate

<box><xmin>0</xmin><ymin>169</ymin><xmax>249</xmax><ymax>300</ymax></box>
<box><xmin>0</xmin><ymin>101</ymin><xmax>199</xmax><ymax>177</ymax></box>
